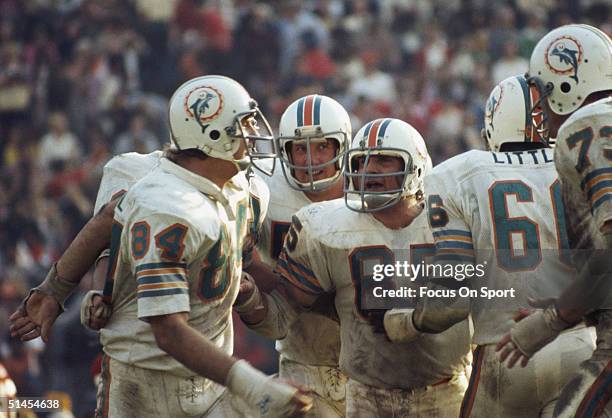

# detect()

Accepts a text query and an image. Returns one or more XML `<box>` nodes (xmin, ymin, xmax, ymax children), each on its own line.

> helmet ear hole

<box><xmin>560</xmin><ymin>82</ymin><xmax>571</xmax><ymax>93</ymax></box>
<box><xmin>210</xmin><ymin>130</ymin><xmax>221</xmax><ymax>140</ymax></box>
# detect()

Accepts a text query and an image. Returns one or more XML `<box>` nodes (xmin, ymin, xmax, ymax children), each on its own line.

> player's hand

<box><xmin>496</xmin><ymin>305</ymin><xmax>535</xmax><ymax>368</ymax></box>
<box><xmin>9</xmin><ymin>290</ymin><xmax>61</xmax><ymax>343</ymax></box>
<box><xmin>235</xmin><ymin>273</ymin><xmax>255</xmax><ymax>306</ymax></box>
<box><xmin>496</xmin><ymin>300</ymin><xmax>569</xmax><ymax>369</ymax></box>
<box><xmin>496</xmin><ymin>333</ymin><xmax>530</xmax><ymax>369</ymax></box>
<box><xmin>226</xmin><ymin>360</ymin><xmax>313</xmax><ymax>418</ymax></box>
<box><xmin>275</xmin><ymin>379</ymin><xmax>314</xmax><ymax>418</ymax></box>
<box><xmin>80</xmin><ymin>290</ymin><xmax>112</xmax><ymax>331</ymax></box>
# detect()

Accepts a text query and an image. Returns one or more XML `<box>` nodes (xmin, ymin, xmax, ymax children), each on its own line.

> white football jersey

<box><xmin>554</xmin><ymin>97</ymin><xmax>612</xmax><ymax>251</ymax></box>
<box><xmin>94</xmin><ymin>151</ymin><xmax>267</xmax><ymax>268</ymax></box>
<box><xmin>255</xmin><ymin>166</ymin><xmax>341</xmax><ymax>366</ymax></box>
<box><xmin>100</xmin><ymin>158</ymin><xmax>266</xmax><ymax>389</ymax></box>
<box><xmin>426</xmin><ymin>148</ymin><xmax>576</xmax><ymax>345</ymax></box>
<box><xmin>93</xmin><ymin>151</ymin><xmax>163</xmax><ymax>215</ymax></box>
<box><xmin>278</xmin><ymin>199</ymin><xmax>471</xmax><ymax>389</ymax></box>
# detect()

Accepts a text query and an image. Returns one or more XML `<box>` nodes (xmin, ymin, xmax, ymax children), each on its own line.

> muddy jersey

<box><xmin>426</xmin><ymin>148</ymin><xmax>576</xmax><ymax>345</ymax></box>
<box><xmin>554</xmin><ymin>97</ymin><xmax>612</xmax><ymax>251</ymax></box>
<box><xmin>93</xmin><ymin>151</ymin><xmax>163</xmax><ymax>214</ymax></box>
<box><xmin>100</xmin><ymin>158</ymin><xmax>266</xmax><ymax>386</ymax></box>
<box><xmin>277</xmin><ymin>199</ymin><xmax>471</xmax><ymax>389</ymax></box>
<box><xmin>256</xmin><ymin>165</ymin><xmax>341</xmax><ymax>366</ymax></box>
<box><xmin>93</xmin><ymin>152</ymin><xmax>267</xmax><ymax>268</ymax></box>
<box><xmin>554</xmin><ymin>97</ymin><xmax>612</xmax><ymax>311</ymax></box>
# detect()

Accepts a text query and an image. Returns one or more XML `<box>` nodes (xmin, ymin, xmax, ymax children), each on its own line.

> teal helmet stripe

<box><xmin>378</xmin><ymin>118</ymin><xmax>393</xmax><ymax>140</ymax></box>
<box><xmin>296</xmin><ymin>97</ymin><xmax>305</xmax><ymax>127</ymax></box>
<box><xmin>313</xmin><ymin>95</ymin><xmax>322</xmax><ymax>125</ymax></box>
<box><xmin>362</xmin><ymin>120</ymin><xmax>375</xmax><ymax>142</ymax></box>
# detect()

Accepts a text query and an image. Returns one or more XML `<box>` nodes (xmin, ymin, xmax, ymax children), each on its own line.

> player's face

<box><xmin>355</xmin><ymin>154</ymin><xmax>405</xmax><ymax>192</ymax></box>
<box><xmin>289</xmin><ymin>138</ymin><xmax>339</xmax><ymax>183</ymax></box>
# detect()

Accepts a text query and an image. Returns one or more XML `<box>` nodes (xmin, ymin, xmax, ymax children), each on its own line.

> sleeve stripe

<box><xmin>137</xmin><ymin>268</ymin><xmax>187</xmax><ymax>278</ymax></box>
<box><xmin>586</xmin><ymin>179</ymin><xmax>612</xmax><ymax>200</ymax></box>
<box><xmin>581</xmin><ymin>168</ymin><xmax>612</xmax><ymax>190</ymax></box>
<box><xmin>592</xmin><ymin>193</ymin><xmax>612</xmax><ymax>212</ymax></box>
<box><xmin>135</xmin><ymin>262</ymin><xmax>187</xmax><ymax>273</ymax></box>
<box><xmin>433</xmin><ymin>230</ymin><xmax>472</xmax><ymax>238</ymax></box>
<box><xmin>281</xmin><ymin>252</ymin><xmax>317</xmax><ymax>277</ymax></box>
<box><xmin>137</xmin><ymin>274</ymin><xmax>187</xmax><ymax>285</ymax></box>
<box><xmin>138</xmin><ymin>282</ymin><xmax>188</xmax><ymax>291</ymax></box>
<box><xmin>137</xmin><ymin>288</ymin><xmax>189</xmax><ymax>299</ymax></box>
<box><xmin>589</xmin><ymin>185</ymin><xmax>612</xmax><ymax>203</ymax></box>
<box><xmin>434</xmin><ymin>235</ymin><xmax>473</xmax><ymax>244</ymax></box>
<box><xmin>435</xmin><ymin>241</ymin><xmax>474</xmax><ymax>250</ymax></box>
<box><xmin>276</xmin><ymin>259</ymin><xmax>323</xmax><ymax>294</ymax></box>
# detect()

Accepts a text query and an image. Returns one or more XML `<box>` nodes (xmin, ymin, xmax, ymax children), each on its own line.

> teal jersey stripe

<box><xmin>587</xmin><ymin>179</ymin><xmax>612</xmax><ymax>201</ymax></box>
<box><xmin>277</xmin><ymin>258</ymin><xmax>322</xmax><ymax>294</ymax></box>
<box><xmin>135</xmin><ymin>262</ymin><xmax>187</xmax><ymax>272</ymax></box>
<box><xmin>137</xmin><ymin>287</ymin><xmax>189</xmax><ymax>298</ymax></box>
<box><xmin>137</xmin><ymin>274</ymin><xmax>187</xmax><ymax>285</ymax></box>
<box><xmin>592</xmin><ymin>193</ymin><xmax>612</xmax><ymax>211</ymax></box>
<box><xmin>581</xmin><ymin>167</ymin><xmax>612</xmax><ymax>190</ymax></box>
<box><xmin>436</xmin><ymin>241</ymin><xmax>475</xmax><ymax>250</ymax></box>
<box><xmin>433</xmin><ymin>230</ymin><xmax>473</xmax><ymax>238</ymax></box>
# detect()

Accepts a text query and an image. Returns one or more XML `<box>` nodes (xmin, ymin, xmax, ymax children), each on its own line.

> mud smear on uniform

<box><xmin>118</xmin><ymin>380</ymin><xmax>141</xmax><ymax>412</ymax></box>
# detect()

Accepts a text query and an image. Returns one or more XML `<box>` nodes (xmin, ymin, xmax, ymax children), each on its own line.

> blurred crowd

<box><xmin>0</xmin><ymin>0</ymin><xmax>609</xmax><ymax>416</ymax></box>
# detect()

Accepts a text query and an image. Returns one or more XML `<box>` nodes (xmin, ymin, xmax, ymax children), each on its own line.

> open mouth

<box><xmin>364</xmin><ymin>179</ymin><xmax>385</xmax><ymax>191</ymax></box>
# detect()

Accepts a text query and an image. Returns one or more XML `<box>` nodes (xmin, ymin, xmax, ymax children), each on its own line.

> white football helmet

<box><xmin>528</xmin><ymin>24</ymin><xmax>612</xmax><ymax>142</ymax></box>
<box><xmin>277</xmin><ymin>94</ymin><xmax>352</xmax><ymax>191</ymax></box>
<box><xmin>483</xmin><ymin>74</ymin><xmax>548</xmax><ymax>151</ymax></box>
<box><xmin>168</xmin><ymin>75</ymin><xmax>276</xmax><ymax>175</ymax></box>
<box><xmin>344</xmin><ymin>118</ymin><xmax>429</xmax><ymax>212</ymax></box>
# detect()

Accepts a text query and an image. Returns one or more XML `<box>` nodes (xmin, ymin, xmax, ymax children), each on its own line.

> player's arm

<box><xmin>9</xmin><ymin>199</ymin><xmax>118</xmax><ymax>342</ymax></box>
<box><xmin>243</xmin><ymin>249</ymin><xmax>280</xmax><ymax>293</ymax></box>
<box><xmin>497</xmin><ymin>122</ymin><xmax>612</xmax><ymax>367</ymax></box>
<box><xmin>237</xmin><ymin>214</ymin><xmax>326</xmax><ymax>338</ymax></box>
<box><xmin>149</xmin><ymin>311</ymin><xmax>311</xmax><ymax>417</ymax></box>
<box><xmin>384</xmin><ymin>181</ymin><xmax>472</xmax><ymax>343</ymax></box>
<box><xmin>131</xmin><ymin>208</ymin><xmax>310</xmax><ymax>417</ymax></box>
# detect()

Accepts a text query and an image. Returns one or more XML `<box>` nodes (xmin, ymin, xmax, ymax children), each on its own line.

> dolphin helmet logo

<box><xmin>184</xmin><ymin>86</ymin><xmax>223</xmax><ymax>133</ymax></box>
<box><xmin>545</xmin><ymin>36</ymin><xmax>583</xmax><ymax>83</ymax></box>
<box><xmin>485</xmin><ymin>84</ymin><xmax>503</xmax><ymax>132</ymax></box>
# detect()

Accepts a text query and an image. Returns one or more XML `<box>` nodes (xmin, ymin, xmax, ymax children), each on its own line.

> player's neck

<box><xmin>177</xmin><ymin>156</ymin><xmax>239</xmax><ymax>189</ymax></box>
<box><xmin>303</xmin><ymin>177</ymin><xmax>344</xmax><ymax>202</ymax></box>
<box><xmin>372</xmin><ymin>197</ymin><xmax>424</xmax><ymax>230</ymax></box>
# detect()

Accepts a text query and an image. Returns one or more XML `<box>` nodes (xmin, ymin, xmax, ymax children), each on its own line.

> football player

<box><xmin>496</xmin><ymin>24</ymin><xmax>612</xmax><ymax>417</ymax></box>
<box><xmin>237</xmin><ymin>94</ymin><xmax>352</xmax><ymax>418</ymax></box>
<box><xmin>240</xmin><ymin>118</ymin><xmax>472</xmax><ymax>417</ymax></box>
<box><xmin>381</xmin><ymin>74</ymin><xmax>597</xmax><ymax>417</ymax></box>
<box><xmin>10</xmin><ymin>75</ymin><xmax>311</xmax><ymax>417</ymax></box>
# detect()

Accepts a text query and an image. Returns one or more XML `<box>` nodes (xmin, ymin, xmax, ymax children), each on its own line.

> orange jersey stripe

<box><xmin>591</xmin><ymin>186</ymin><xmax>612</xmax><ymax>204</ymax></box>
<box><xmin>586</xmin><ymin>173</ymin><xmax>612</xmax><ymax>191</ymax></box>
<box><xmin>138</xmin><ymin>282</ymin><xmax>188</xmax><ymax>291</ymax></box>
<box><xmin>436</xmin><ymin>236</ymin><xmax>474</xmax><ymax>244</ymax></box>
<box><xmin>136</xmin><ymin>267</ymin><xmax>187</xmax><ymax>277</ymax></box>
